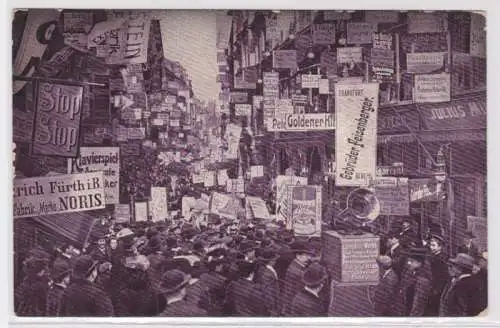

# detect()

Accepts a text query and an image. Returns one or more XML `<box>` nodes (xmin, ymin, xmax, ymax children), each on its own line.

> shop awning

<box><xmin>33</xmin><ymin>211</ymin><xmax>98</xmax><ymax>248</ymax></box>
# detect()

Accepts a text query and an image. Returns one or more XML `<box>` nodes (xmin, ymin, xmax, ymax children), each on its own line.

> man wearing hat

<box><xmin>398</xmin><ymin>219</ymin><xmax>420</xmax><ymax>248</ymax></box>
<box><xmin>14</xmin><ymin>257</ymin><xmax>50</xmax><ymax>316</ymax></box>
<box><xmin>373</xmin><ymin>255</ymin><xmax>399</xmax><ymax>316</ymax></box>
<box><xmin>280</xmin><ymin>241</ymin><xmax>315</xmax><ymax>316</ymax></box>
<box><xmin>457</xmin><ymin>230</ymin><xmax>480</xmax><ymax>258</ymax></box>
<box><xmin>255</xmin><ymin>248</ymin><xmax>280</xmax><ymax>316</ymax></box>
<box><xmin>425</xmin><ymin>234</ymin><xmax>450</xmax><ymax>316</ymax></box>
<box><xmin>439</xmin><ymin>253</ymin><xmax>481</xmax><ymax>316</ymax></box>
<box><xmin>289</xmin><ymin>262</ymin><xmax>328</xmax><ymax>316</ymax></box>
<box><xmin>223</xmin><ymin>260</ymin><xmax>268</xmax><ymax>316</ymax></box>
<box><xmin>384</xmin><ymin>232</ymin><xmax>405</xmax><ymax>278</ymax></box>
<box><xmin>395</xmin><ymin>247</ymin><xmax>432</xmax><ymax>316</ymax></box>
<box><xmin>159</xmin><ymin>269</ymin><xmax>207</xmax><ymax>316</ymax></box>
<box><xmin>46</xmin><ymin>259</ymin><xmax>72</xmax><ymax>316</ymax></box>
<box><xmin>60</xmin><ymin>255</ymin><xmax>114</xmax><ymax>316</ymax></box>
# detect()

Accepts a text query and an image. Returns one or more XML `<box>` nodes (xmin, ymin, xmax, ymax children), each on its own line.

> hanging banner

<box><xmin>273</xmin><ymin>50</ymin><xmax>297</xmax><ymax>69</ymax></box>
<box><xmin>337</xmin><ymin>47</ymin><xmax>363</xmax><ymax>64</ymax></box>
<box><xmin>135</xmin><ymin>201</ymin><xmax>148</xmax><ymax>221</ymax></box>
<box><xmin>230</xmin><ymin>92</ymin><xmax>248</xmax><ymax>103</ymax></box>
<box><xmin>127</xmin><ymin>127</ymin><xmax>146</xmax><ymax>140</ymax></box>
<box><xmin>347</xmin><ymin>23</ymin><xmax>377</xmax><ymax>44</ymax></box>
<box><xmin>68</xmin><ymin>147</ymin><xmax>120</xmax><ymax>204</ymax></box>
<box><xmin>210</xmin><ymin>192</ymin><xmax>242</xmax><ymax>220</ymax></box>
<box><xmin>372</xmin><ymin>33</ymin><xmax>393</xmax><ymax>50</ymax></box>
<box><xmin>313</xmin><ymin>23</ymin><xmax>336</xmax><ymax>45</ymax></box>
<box><xmin>470</xmin><ymin>13</ymin><xmax>486</xmax><ymax>58</ymax></box>
<box><xmin>301</xmin><ymin>74</ymin><xmax>321</xmax><ymax>88</ymax></box>
<box><xmin>372</xmin><ymin>177</ymin><xmax>410</xmax><ymax>216</ymax></box>
<box><xmin>263</xmin><ymin>99</ymin><xmax>276</xmax><ymax>121</ymax></box>
<box><xmin>246</xmin><ymin>196</ymin><xmax>271</xmax><ymax>220</ymax></box>
<box><xmin>371</xmin><ymin>49</ymin><xmax>394</xmax><ymax>69</ymax></box>
<box><xmin>267</xmin><ymin>113</ymin><xmax>335</xmax><ymax>132</ymax></box>
<box><xmin>182</xmin><ymin>196</ymin><xmax>197</xmax><ymax>220</ymax></box>
<box><xmin>150</xmin><ymin>187</ymin><xmax>168</xmax><ymax>222</ymax></box>
<box><xmin>263</xmin><ymin>72</ymin><xmax>280</xmax><ymax>100</ymax></box>
<box><xmin>114</xmin><ymin>204</ymin><xmax>131</xmax><ymax>223</ymax></box>
<box><xmin>13</xmin><ymin>9</ymin><xmax>61</xmax><ymax>95</ymax></box>
<box><xmin>226</xmin><ymin>178</ymin><xmax>245</xmax><ymax>193</ymax></box>
<box><xmin>335</xmin><ymin>83</ymin><xmax>379</xmax><ymax>186</ymax></box>
<box><xmin>250</xmin><ymin>165</ymin><xmax>264</xmax><ymax>178</ymax></box>
<box><xmin>235</xmin><ymin>104</ymin><xmax>252</xmax><ymax>116</ymax></box>
<box><xmin>32</xmin><ymin>82</ymin><xmax>83</xmax><ymax>157</ymax></box>
<box><xmin>319</xmin><ymin>79</ymin><xmax>330</xmax><ymax>94</ymax></box>
<box><xmin>276</xmin><ymin>175</ymin><xmax>308</xmax><ymax>222</ymax></box>
<box><xmin>223</xmin><ymin>123</ymin><xmax>242</xmax><ymax>160</ymax></box>
<box><xmin>105</xmin><ymin>11</ymin><xmax>152</xmax><ymax>65</ymax></box>
<box><xmin>407</xmin><ymin>52</ymin><xmax>445</xmax><ymax>74</ymax></box>
<box><xmin>321</xmin><ymin>50</ymin><xmax>338</xmax><ymax>78</ymax></box>
<box><xmin>365</xmin><ymin>11</ymin><xmax>399</xmax><ymax>23</ymax></box>
<box><xmin>13</xmin><ymin>171</ymin><xmax>105</xmax><ymax>218</ymax></box>
<box><xmin>414</xmin><ymin>73</ymin><xmax>451</xmax><ymax>103</ymax></box>
<box><xmin>87</xmin><ymin>18</ymin><xmax>127</xmax><ymax>58</ymax></box>
<box><xmin>419</xmin><ymin>96</ymin><xmax>486</xmax><ymax>130</ymax></box>
<box><xmin>407</xmin><ymin>12</ymin><xmax>448</xmax><ymax>34</ymax></box>
<box><xmin>409</xmin><ymin>178</ymin><xmax>443</xmax><ymax>202</ymax></box>
<box><xmin>62</xmin><ymin>10</ymin><xmax>93</xmax><ymax>51</ymax></box>
<box><xmin>217</xmin><ymin>169</ymin><xmax>229</xmax><ymax>186</ymax></box>
<box><xmin>286</xmin><ymin>185</ymin><xmax>322</xmax><ymax>237</ymax></box>
<box><xmin>324</xmin><ymin>11</ymin><xmax>352</xmax><ymax>21</ymax></box>
<box><xmin>204</xmin><ymin>171</ymin><xmax>217</xmax><ymax>187</ymax></box>
<box><xmin>275</xmin><ymin>99</ymin><xmax>294</xmax><ymax>116</ymax></box>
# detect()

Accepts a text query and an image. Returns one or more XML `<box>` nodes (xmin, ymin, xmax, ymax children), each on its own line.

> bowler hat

<box><xmin>158</xmin><ymin>269</ymin><xmax>191</xmax><ymax>294</ymax></box>
<box><xmin>449</xmin><ymin>253</ymin><xmax>475</xmax><ymax>271</ymax></box>
<box><xmin>429</xmin><ymin>234</ymin><xmax>445</xmax><ymax>244</ymax></box>
<box><xmin>401</xmin><ymin>247</ymin><xmax>428</xmax><ymax>262</ymax></box>
<box><xmin>290</xmin><ymin>241</ymin><xmax>315</xmax><ymax>255</ymax></box>
<box><xmin>302</xmin><ymin>262</ymin><xmax>328</xmax><ymax>287</ymax></box>
<box><xmin>148</xmin><ymin>236</ymin><xmax>163</xmax><ymax>252</ymax></box>
<box><xmin>257</xmin><ymin>248</ymin><xmax>279</xmax><ymax>263</ymax></box>
<box><xmin>73</xmin><ymin>255</ymin><xmax>99</xmax><ymax>277</ymax></box>
<box><xmin>464</xmin><ymin>230</ymin><xmax>476</xmax><ymax>239</ymax></box>
<box><xmin>376</xmin><ymin>255</ymin><xmax>393</xmax><ymax>269</ymax></box>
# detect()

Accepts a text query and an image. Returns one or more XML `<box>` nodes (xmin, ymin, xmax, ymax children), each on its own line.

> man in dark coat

<box><xmin>88</xmin><ymin>235</ymin><xmax>112</xmax><ymax>264</ymax></box>
<box><xmin>159</xmin><ymin>269</ymin><xmax>207</xmax><ymax>316</ymax></box>
<box><xmin>280</xmin><ymin>241</ymin><xmax>314</xmax><ymax>316</ymax></box>
<box><xmin>385</xmin><ymin>233</ymin><xmax>405</xmax><ymax>278</ymax></box>
<box><xmin>439</xmin><ymin>253</ymin><xmax>481</xmax><ymax>316</ymax></box>
<box><xmin>457</xmin><ymin>230</ymin><xmax>480</xmax><ymax>258</ymax></box>
<box><xmin>289</xmin><ymin>262</ymin><xmax>328</xmax><ymax>316</ymax></box>
<box><xmin>224</xmin><ymin>260</ymin><xmax>268</xmax><ymax>316</ymax></box>
<box><xmin>472</xmin><ymin>252</ymin><xmax>488</xmax><ymax>314</ymax></box>
<box><xmin>395</xmin><ymin>247</ymin><xmax>432</xmax><ymax>316</ymax></box>
<box><xmin>46</xmin><ymin>258</ymin><xmax>72</xmax><ymax>316</ymax></box>
<box><xmin>398</xmin><ymin>219</ymin><xmax>420</xmax><ymax>248</ymax></box>
<box><xmin>255</xmin><ymin>248</ymin><xmax>280</xmax><ymax>316</ymax></box>
<box><xmin>59</xmin><ymin>255</ymin><xmax>114</xmax><ymax>316</ymax></box>
<box><xmin>373</xmin><ymin>255</ymin><xmax>399</xmax><ymax>316</ymax></box>
<box><xmin>15</xmin><ymin>257</ymin><xmax>50</xmax><ymax>316</ymax></box>
<box><xmin>425</xmin><ymin>234</ymin><xmax>450</xmax><ymax>316</ymax></box>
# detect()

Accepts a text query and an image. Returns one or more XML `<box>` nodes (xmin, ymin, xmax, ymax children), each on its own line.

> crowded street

<box><xmin>12</xmin><ymin>9</ymin><xmax>487</xmax><ymax>317</ymax></box>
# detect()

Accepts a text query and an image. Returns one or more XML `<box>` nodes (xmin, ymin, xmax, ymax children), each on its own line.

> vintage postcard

<box><xmin>12</xmin><ymin>9</ymin><xmax>487</xmax><ymax>318</ymax></box>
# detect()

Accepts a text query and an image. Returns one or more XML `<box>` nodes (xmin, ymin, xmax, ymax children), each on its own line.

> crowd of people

<box><xmin>14</xmin><ymin>211</ymin><xmax>487</xmax><ymax>317</ymax></box>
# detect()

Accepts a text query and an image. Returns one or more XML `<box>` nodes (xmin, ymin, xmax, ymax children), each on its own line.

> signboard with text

<box><xmin>414</xmin><ymin>73</ymin><xmax>451</xmax><ymax>103</ymax></box>
<box><xmin>14</xmin><ymin>171</ymin><xmax>106</xmax><ymax>218</ymax></box>
<box><xmin>372</xmin><ymin>177</ymin><xmax>410</xmax><ymax>216</ymax></box>
<box><xmin>286</xmin><ymin>185</ymin><xmax>322</xmax><ymax>237</ymax></box>
<box><xmin>267</xmin><ymin>113</ymin><xmax>335</xmax><ymax>132</ymax></box>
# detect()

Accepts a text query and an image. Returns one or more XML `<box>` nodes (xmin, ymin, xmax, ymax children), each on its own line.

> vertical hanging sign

<box><xmin>335</xmin><ymin>83</ymin><xmax>379</xmax><ymax>186</ymax></box>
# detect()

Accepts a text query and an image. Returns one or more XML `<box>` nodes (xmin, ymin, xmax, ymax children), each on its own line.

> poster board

<box><xmin>286</xmin><ymin>185</ymin><xmax>322</xmax><ymax>237</ymax></box>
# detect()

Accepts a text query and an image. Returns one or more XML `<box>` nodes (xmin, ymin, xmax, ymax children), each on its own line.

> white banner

<box><xmin>217</xmin><ymin>169</ymin><xmax>229</xmax><ymax>186</ymax></box>
<box><xmin>149</xmin><ymin>187</ymin><xmax>168</xmax><ymax>222</ymax></box>
<box><xmin>347</xmin><ymin>23</ymin><xmax>377</xmax><ymax>44</ymax></box>
<box><xmin>275</xmin><ymin>99</ymin><xmax>294</xmax><ymax>116</ymax></box>
<box><xmin>275</xmin><ymin>175</ymin><xmax>308</xmax><ymax>222</ymax></box>
<box><xmin>223</xmin><ymin>123</ymin><xmax>242</xmax><ymax>160</ymax></box>
<box><xmin>14</xmin><ymin>172</ymin><xmax>106</xmax><ymax>218</ymax></box>
<box><xmin>114</xmin><ymin>204</ymin><xmax>130</xmax><ymax>223</ymax></box>
<box><xmin>372</xmin><ymin>177</ymin><xmax>410</xmax><ymax>216</ymax></box>
<box><xmin>246</xmin><ymin>196</ymin><xmax>270</xmax><ymax>220</ymax></box>
<box><xmin>337</xmin><ymin>47</ymin><xmax>363</xmax><ymax>63</ymax></box>
<box><xmin>135</xmin><ymin>201</ymin><xmax>148</xmax><ymax>222</ymax></box>
<box><xmin>250</xmin><ymin>165</ymin><xmax>264</xmax><ymax>178</ymax></box>
<box><xmin>235</xmin><ymin>104</ymin><xmax>252</xmax><ymax>116</ymax></box>
<box><xmin>226</xmin><ymin>178</ymin><xmax>245</xmax><ymax>193</ymax></box>
<box><xmin>267</xmin><ymin>113</ymin><xmax>335</xmax><ymax>132</ymax></box>
<box><xmin>68</xmin><ymin>147</ymin><xmax>120</xmax><ymax>204</ymax></box>
<box><xmin>319</xmin><ymin>79</ymin><xmax>330</xmax><ymax>94</ymax></box>
<box><xmin>406</xmin><ymin>52</ymin><xmax>445</xmax><ymax>74</ymax></box>
<box><xmin>313</xmin><ymin>23</ymin><xmax>336</xmax><ymax>45</ymax></box>
<box><xmin>286</xmin><ymin>185</ymin><xmax>322</xmax><ymax>237</ymax></box>
<box><xmin>335</xmin><ymin>83</ymin><xmax>379</xmax><ymax>186</ymax></box>
<box><xmin>414</xmin><ymin>73</ymin><xmax>451</xmax><ymax>103</ymax></box>
<box><xmin>301</xmin><ymin>74</ymin><xmax>321</xmax><ymax>88</ymax></box>
<box><xmin>182</xmin><ymin>196</ymin><xmax>197</xmax><ymax>220</ymax></box>
<box><xmin>204</xmin><ymin>171</ymin><xmax>216</xmax><ymax>187</ymax></box>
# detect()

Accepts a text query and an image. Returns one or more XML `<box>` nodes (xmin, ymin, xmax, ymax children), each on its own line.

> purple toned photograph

<box><xmin>12</xmin><ymin>9</ymin><xmax>487</xmax><ymax>317</ymax></box>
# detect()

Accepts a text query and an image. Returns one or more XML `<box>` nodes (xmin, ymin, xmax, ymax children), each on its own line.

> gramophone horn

<box><xmin>337</xmin><ymin>188</ymin><xmax>381</xmax><ymax>224</ymax></box>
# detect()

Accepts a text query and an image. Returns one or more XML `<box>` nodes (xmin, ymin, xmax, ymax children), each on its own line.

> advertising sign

<box><xmin>301</xmin><ymin>74</ymin><xmax>321</xmax><ymax>88</ymax></box>
<box><xmin>135</xmin><ymin>201</ymin><xmax>148</xmax><ymax>221</ymax></box>
<box><xmin>210</xmin><ymin>192</ymin><xmax>242</xmax><ymax>220</ymax></box>
<box><xmin>263</xmin><ymin>72</ymin><xmax>280</xmax><ymax>100</ymax></box>
<box><xmin>407</xmin><ymin>52</ymin><xmax>445</xmax><ymax>74</ymax></box>
<box><xmin>106</xmin><ymin>11</ymin><xmax>152</xmax><ymax>65</ymax></box>
<box><xmin>414</xmin><ymin>73</ymin><xmax>451</xmax><ymax>103</ymax></box>
<box><xmin>216</xmin><ymin>13</ymin><xmax>233</xmax><ymax>49</ymax></box>
<box><xmin>13</xmin><ymin>172</ymin><xmax>106</xmax><ymax>218</ymax></box>
<box><xmin>409</xmin><ymin>178</ymin><xmax>442</xmax><ymax>202</ymax></box>
<box><xmin>235</xmin><ymin>104</ymin><xmax>252</xmax><ymax>116</ymax></box>
<box><xmin>286</xmin><ymin>185</ymin><xmax>322</xmax><ymax>237</ymax></box>
<box><xmin>13</xmin><ymin>9</ymin><xmax>61</xmax><ymax>95</ymax></box>
<box><xmin>32</xmin><ymin>82</ymin><xmax>83</xmax><ymax>157</ymax></box>
<box><xmin>275</xmin><ymin>175</ymin><xmax>308</xmax><ymax>222</ymax></box>
<box><xmin>250</xmin><ymin>165</ymin><xmax>264</xmax><ymax>178</ymax></box>
<box><xmin>226</xmin><ymin>178</ymin><xmax>245</xmax><ymax>193</ymax></box>
<box><xmin>419</xmin><ymin>96</ymin><xmax>486</xmax><ymax>130</ymax></box>
<box><xmin>321</xmin><ymin>50</ymin><xmax>337</xmax><ymax>78</ymax></box>
<box><xmin>68</xmin><ymin>147</ymin><xmax>120</xmax><ymax>204</ymax></box>
<box><xmin>150</xmin><ymin>187</ymin><xmax>168</xmax><ymax>222</ymax></box>
<box><xmin>337</xmin><ymin>47</ymin><xmax>363</xmax><ymax>63</ymax></box>
<box><xmin>319</xmin><ymin>79</ymin><xmax>330</xmax><ymax>94</ymax></box>
<box><xmin>275</xmin><ymin>99</ymin><xmax>294</xmax><ymax>116</ymax></box>
<box><xmin>365</xmin><ymin>11</ymin><xmax>399</xmax><ymax>23</ymax></box>
<box><xmin>470</xmin><ymin>13</ymin><xmax>486</xmax><ymax>58</ymax></box>
<box><xmin>335</xmin><ymin>83</ymin><xmax>379</xmax><ymax>186</ymax></box>
<box><xmin>114</xmin><ymin>204</ymin><xmax>130</xmax><ymax>223</ymax></box>
<box><xmin>223</xmin><ymin>124</ymin><xmax>242</xmax><ymax>160</ymax></box>
<box><xmin>63</xmin><ymin>11</ymin><xmax>93</xmax><ymax>51</ymax></box>
<box><xmin>324</xmin><ymin>11</ymin><xmax>352</xmax><ymax>21</ymax></box>
<box><xmin>372</xmin><ymin>33</ymin><xmax>393</xmax><ymax>50</ymax></box>
<box><xmin>347</xmin><ymin>23</ymin><xmax>377</xmax><ymax>44</ymax></box>
<box><xmin>246</xmin><ymin>196</ymin><xmax>270</xmax><ymax>220</ymax></box>
<box><xmin>407</xmin><ymin>12</ymin><xmax>448</xmax><ymax>34</ymax></box>
<box><xmin>372</xmin><ymin>177</ymin><xmax>410</xmax><ymax>216</ymax></box>
<box><xmin>273</xmin><ymin>50</ymin><xmax>297</xmax><ymax>69</ymax></box>
<box><xmin>267</xmin><ymin>113</ymin><xmax>335</xmax><ymax>132</ymax></box>
<box><xmin>313</xmin><ymin>23</ymin><xmax>336</xmax><ymax>45</ymax></box>
<box><xmin>13</xmin><ymin>110</ymin><xmax>34</xmax><ymax>144</ymax></box>
<box><xmin>230</xmin><ymin>92</ymin><xmax>248</xmax><ymax>103</ymax></box>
